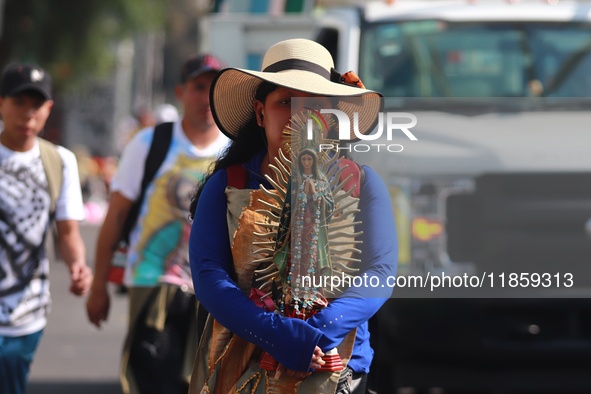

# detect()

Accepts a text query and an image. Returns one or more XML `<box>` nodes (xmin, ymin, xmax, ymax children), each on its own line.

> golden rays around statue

<box><xmin>252</xmin><ymin>110</ymin><xmax>364</xmax><ymax>319</ymax></box>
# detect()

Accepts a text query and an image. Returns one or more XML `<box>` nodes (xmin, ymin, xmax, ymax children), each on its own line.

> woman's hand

<box><xmin>310</xmin><ymin>346</ymin><xmax>326</xmax><ymax>369</ymax></box>
<box><xmin>274</xmin><ymin>346</ymin><xmax>325</xmax><ymax>380</ymax></box>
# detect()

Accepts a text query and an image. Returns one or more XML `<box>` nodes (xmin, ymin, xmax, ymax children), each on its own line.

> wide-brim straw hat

<box><xmin>210</xmin><ymin>38</ymin><xmax>383</xmax><ymax>140</ymax></box>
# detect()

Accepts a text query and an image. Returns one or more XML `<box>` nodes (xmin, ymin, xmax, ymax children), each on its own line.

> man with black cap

<box><xmin>0</xmin><ymin>63</ymin><xmax>92</xmax><ymax>394</ymax></box>
<box><xmin>86</xmin><ymin>53</ymin><xmax>229</xmax><ymax>394</ymax></box>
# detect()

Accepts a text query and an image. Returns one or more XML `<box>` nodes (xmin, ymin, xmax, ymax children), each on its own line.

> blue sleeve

<box><xmin>306</xmin><ymin>166</ymin><xmax>398</xmax><ymax>351</ymax></box>
<box><xmin>189</xmin><ymin>170</ymin><xmax>324</xmax><ymax>372</ymax></box>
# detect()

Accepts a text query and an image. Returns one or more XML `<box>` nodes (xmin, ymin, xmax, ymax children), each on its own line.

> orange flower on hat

<box><xmin>341</xmin><ymin>71</ymin><xmax>366</xmax><ymax>89</ymax></box>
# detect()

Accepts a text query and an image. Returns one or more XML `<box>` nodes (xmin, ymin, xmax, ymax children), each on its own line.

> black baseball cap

<box><xmin>180</xmin><ymin>54</ymin><xmax>224</xmax><ymax>84</ymax></box>
<box><xmin>0</xmin><ymin>63</ymin><xmax>52</xmax><ymax>100</ymax></box>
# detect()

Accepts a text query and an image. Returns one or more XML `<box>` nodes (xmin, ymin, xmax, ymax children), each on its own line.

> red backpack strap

<box><xmin>227</xmin><ymin>160</ymin><xmax>361</xmax><ymax>194</ymax></box>
<box><xmin>339</xmin><ymin>158</ymin><xmax>363</xmax><ymax>198</ymax></box>
<box><xmin>227</xmin><ymin>164</ymin><xmax>248</xmax><ymax>189</ymax></box>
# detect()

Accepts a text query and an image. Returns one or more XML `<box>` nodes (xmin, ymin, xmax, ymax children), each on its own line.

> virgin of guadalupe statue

<box><xmin>273</xmin><ymin>147</ymin><xmax>334</xmax><ymax>320</ymax></box>
<box><xmin>257</xmin><ymin>112</ymin><xmax>352</xmax><ymax>373</ymax></box>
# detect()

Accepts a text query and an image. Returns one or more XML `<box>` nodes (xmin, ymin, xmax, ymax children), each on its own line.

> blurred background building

<box><xmin>0</xmin><ymin>0</ymin><xmax>320</xmax><ymax>157</ymax></box>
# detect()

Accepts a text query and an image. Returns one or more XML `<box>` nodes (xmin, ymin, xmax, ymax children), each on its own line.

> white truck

<box><xmin>312</xmin><ymin>1</ymin><xmax>591</xmax><ymax>392</ymax></box>
<box><xmin>206</xmin><ymin>1</ymin><xmax>591</xmax><ymax>392</ymax></box>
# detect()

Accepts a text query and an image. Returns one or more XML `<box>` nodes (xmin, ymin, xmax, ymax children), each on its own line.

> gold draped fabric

<box><xmin>189</xmin><ymin>186</ymin><xmax>359</xmax><ymax>394</ymax></box>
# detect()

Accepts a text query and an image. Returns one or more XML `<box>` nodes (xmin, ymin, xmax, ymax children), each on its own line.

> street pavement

<box><xmin>27</xmin><ymin>224</ymin><xmax>127</xmax><ymax>394</ymax></box>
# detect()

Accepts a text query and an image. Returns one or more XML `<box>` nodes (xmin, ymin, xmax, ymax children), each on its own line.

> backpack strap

<box><xmin>38</xmin><ymin>138</ymin><xmax>63</xmax><ymax>217</ymax></box>
<box><xmin>226</xmin><ymin>157</ymin><xmax>365</xmax><ymax>197</ymax></box>
<box><xmin>226</xmin><ymin>164</ymin><xmax>248</xmax><ymax>189</ymax></box>
<box><xmin>225</xmin><ymin>159</ymin><xmax>363</xmax><ymax>195</ymax></box>
<box><xmin>338</xmin><ymin>157</ymin><xmax>364</xmax><ymax>198</ymax></box>
<box><xmin>141</xmin><ymin>122</ymin><xmax>174</xmax><ymax>192</ymax></box>
<box><xmin>121</xmin><ymin>122</ymin><xmax>174</xmax><ymax>244</ymax></box>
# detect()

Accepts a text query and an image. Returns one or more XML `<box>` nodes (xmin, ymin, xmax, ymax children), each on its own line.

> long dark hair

<box><xmin>188</xmin><ymin>81</ymin><xmax>277</xmax><ymax>220</ymax></box>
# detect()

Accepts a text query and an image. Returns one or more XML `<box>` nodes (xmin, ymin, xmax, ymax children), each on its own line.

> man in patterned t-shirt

<box><xmin>0</xmin><ymin>63</ymin><xmax>92</xmax><ymax>394</ymax></box>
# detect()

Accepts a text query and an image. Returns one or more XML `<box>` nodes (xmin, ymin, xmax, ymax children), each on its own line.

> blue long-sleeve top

<box><xmin>189</xmin><ymin>151</ymin><xmax>397</xmax><ymax>373</ymax></box>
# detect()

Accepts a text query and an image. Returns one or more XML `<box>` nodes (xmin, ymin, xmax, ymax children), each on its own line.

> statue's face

<box><xmin>300</xmin><ymin>153</ymin><xmax>314</xmax><ymax>172</ymax></box>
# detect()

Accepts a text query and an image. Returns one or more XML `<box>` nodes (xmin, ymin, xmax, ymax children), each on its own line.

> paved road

<box><xmin>27</xmin><ymin>224</ymin><xmax>127</xmax><ymax>394</ymax></box>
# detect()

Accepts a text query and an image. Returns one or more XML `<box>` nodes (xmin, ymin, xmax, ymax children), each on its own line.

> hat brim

<box><xmin>210</xmin><ymin>67</ymin><xmax>383</xmax><ymax>140</ymax></box>
<box><xmin>182</xmin><ymin>67</ymin><xmax>220</xmax><ymax>84</ymax></box>
<box><xmin>7</xmin><ymin>83</ymin><xmax>51</xmax><ymax>100</ymax></box>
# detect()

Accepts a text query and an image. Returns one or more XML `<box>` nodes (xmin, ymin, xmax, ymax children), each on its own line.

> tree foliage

<box><xmin>0</xmin><ymin>0</ymin><xmax>167</xmax><ymax>86</ymax></box>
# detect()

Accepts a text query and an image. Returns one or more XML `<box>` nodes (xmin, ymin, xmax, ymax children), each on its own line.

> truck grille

<box><xmin>446</xmin><ymin>173</ymin><xmax>591</xmax><ymax>285</ymax></box>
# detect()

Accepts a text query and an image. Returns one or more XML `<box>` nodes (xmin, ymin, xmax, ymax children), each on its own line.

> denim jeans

<box><xmin>0</xmin><ymin>330</ymin><xmax>44</xmax><ymax>394</ymax></box>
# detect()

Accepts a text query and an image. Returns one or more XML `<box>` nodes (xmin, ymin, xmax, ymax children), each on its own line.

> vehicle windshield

<box><xmin>360</xmin><ymin>21</ymin><xmax>591</xmax><ymax>98</ymax></box>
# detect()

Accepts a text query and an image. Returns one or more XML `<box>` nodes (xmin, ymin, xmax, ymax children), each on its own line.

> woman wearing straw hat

<box><xmin>188</xmin><ymin>38</ymin><xmax>397</xmax><ymax>394</ymax></box>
